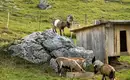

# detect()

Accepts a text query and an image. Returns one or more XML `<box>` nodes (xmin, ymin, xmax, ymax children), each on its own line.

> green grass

<box><xmin>1</xmin><ymin>0</ymin><xmax>130</xmax><ymax>80</ymax></box>
<box><xmin>116</xmin><ymin>56</ymin><xmax>130</xmax><ymax>80</ymax></box>
<box><xmin>1</xmin><ymin>53</ymin><xmax>130</xmax><ymax>80</ymax></box>
<box><xmin>116</xmin><ymin>69</ymin><xmax>130</xmax><ymax>80</ymax></box>
<box><xmin>1</xmin><ymin>0</ymin><xmax>130</xmax><ymax>47</ymax></box>
<box><xmin>119</xmin><ymin>56</ymin><xmax>130</xmax><ymax>64</ymax></box>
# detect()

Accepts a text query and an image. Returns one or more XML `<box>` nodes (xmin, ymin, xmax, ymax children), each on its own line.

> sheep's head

<box><xmin>94</xmin><ymin>60</ymin><xmax>104</xmax><ymax>74</ymax></box>
<box><xmin>93</xmin><ymin>65</ymin><xmax>99</xmax><ymax>74</ymax></box>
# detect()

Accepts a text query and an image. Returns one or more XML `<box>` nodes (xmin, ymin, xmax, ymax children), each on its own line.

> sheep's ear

<box><xmin>92</xmin><ymin>56</ymin><xmax>96</xmax><ymax>64</ymax></box>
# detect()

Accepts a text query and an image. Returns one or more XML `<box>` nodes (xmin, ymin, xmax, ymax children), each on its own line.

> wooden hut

<box><xmin>70</xmin><ymin>20</ymin><xmax>130</xmax><ymax>62</ymax></box>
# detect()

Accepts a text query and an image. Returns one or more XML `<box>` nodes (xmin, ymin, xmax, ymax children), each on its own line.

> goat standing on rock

<box><xmin>52</xmin><ymin>15</ymin><xmax>73</xmax><ymax>36</ymax></box>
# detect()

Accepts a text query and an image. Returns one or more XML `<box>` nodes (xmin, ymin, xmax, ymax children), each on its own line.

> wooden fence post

<box><xmin>38</xmin><ymin>11</ymin><xmax>41</xmax><ymax>31</ymax></box>
<box><xmin>85</xmin><ymin>14</ymin><xmax>87</xmax><ymax>25</ymax></box>
<box><xmin>6</xmin><ymin>12</ymin><xmax>10</xmax><ymax>29</ymax></box>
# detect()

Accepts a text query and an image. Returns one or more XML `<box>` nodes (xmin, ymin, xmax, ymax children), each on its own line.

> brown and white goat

<box><xmin>55</xmin><ymin>57</ymin><xmax>86</xmax><ymax>76</ymax></box>
<box><xmin>52</xmin><ymin>15</ymin><xmax>73</xmax><ymax>36</ymax></box>
<box><xmin>92</xmin><ymin>57</ymin><xmax>116</xmax><ymax>80</ymax></box>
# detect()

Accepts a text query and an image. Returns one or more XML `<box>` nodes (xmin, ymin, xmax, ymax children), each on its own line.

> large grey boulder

<box><xmin>22</xmin><ymin>32</ymin><xmax>43</xmax><ymax>43</ymax></box>
<box><xmin>50</xmin><ymin>48</ymin><xmax>70</xmax><ymax>57</ymax></box>
<box><xmin>50</xmin><ymin>58</ymin><xmax>58</xmax><ymax>73</ymax></box>
<box><xmin>8</xmin><ymin>29</ymin><xmax>94</xmax><ymax>65</ymax></box>
<box><xmin>42</xmin><ymin>37</ymin><xmax>64</xmax><ymax>51</ymax></box>
<box><xmin>9</xmin><ymin>42</ymin><xmax>51</xmax><ymax>63</ymax></box>
<box><xmin>42</xmin><ymin>36</ymin><xmax>75</xmax><ymax>51</ymax></box>
<box><xmin>69</xmin><ymin>47</ymin><xmax>94</xmax><ymax>65</ymax></box>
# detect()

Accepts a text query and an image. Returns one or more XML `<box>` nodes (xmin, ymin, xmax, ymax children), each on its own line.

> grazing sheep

<box><xmin>92</xmin><ymin>57</ymin><xmax>115</xmax><ymax>80</ymax></box>
<box><xmin>56</xmin><ymin>57</ymin><xmax>86</xmax><ymax>76</ymax></box>
<box><xmin>52</xmin><ymin>15</ymin><xmax>73</xmax><ymax>36</ymax></box>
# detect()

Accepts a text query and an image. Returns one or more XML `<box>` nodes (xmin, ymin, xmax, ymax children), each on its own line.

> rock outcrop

<box><xmin>9</xmin><ymin>29</ymin><xmax>94</xmax><ymax>66</ymax></box>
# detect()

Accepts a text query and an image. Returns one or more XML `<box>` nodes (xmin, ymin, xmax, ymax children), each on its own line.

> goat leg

<box><xmin>57</xmin><ymin>63</ymin><xmax>61</xmax><ymax>76</ymax></box>
<box><xmin>59</xmin><ymin>29</ymin><xmax>62</xmax><ymax>36</ymax></box>
<box><xmin>70</xmin><ymin>67</ymin><xmax>73</xmax><ymax>72</ymax></box>
<box><xmin>62</xmin><ymin>29</ymin><xmax>65</xmax><ymax>36</ymax></box>
<box><xmin>105</xmin><ymin>77</ymin><xmax>107</xmax><ymax>80</ymax></box>
<box><xmin>59</xmin><ymin>61</ymin><xmax>63</xmax><ymax>76</ymax></box>
<box><xmin>53</xmin><ymin>27</ymin><xmax>57</xmax><ymax>33</ymax></box>
<box><xmin>102</xmin><ymin>75</ymin><xmax>105</xmax><ymax>80</ymax></box>
<box><xmin>70</xmin><ymin>32</ymin><xmax>73</xmax><ymax>38</ymax></box>
<box><xmin>55</xmin><ymin>28</ymin><xmax>57</xmax><ymax>33</ymax></box>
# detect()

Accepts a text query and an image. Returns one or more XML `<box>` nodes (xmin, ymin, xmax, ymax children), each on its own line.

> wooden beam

<box><xmin>105</xmin><ymin>27</ymin><xmax>109</xmax><ymax>64</ymax></box>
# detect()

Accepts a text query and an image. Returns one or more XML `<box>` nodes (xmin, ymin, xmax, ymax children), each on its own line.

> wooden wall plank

<box><xmin>127</xmin><ymin>26</ymin><xmax>130</xmax><ymax>55</ymax></box>
<box><xmin>83</xmin><ymin>30</ymin><xmax>87</xmax><ymax>49</ymax></box>
<box><xmin>106</xmin><ymin>27</ymin><xmax>115</xmax><ymax>56</ymax></box>
<box><xmin>91</xmin><ymin>26</ymin><xmax>105</xmax><ymax>62</ymax></box>
<box><xmin>76</xmin><ymin>32</ymin><xmax>81</xmax><ymax>46</ymax></box>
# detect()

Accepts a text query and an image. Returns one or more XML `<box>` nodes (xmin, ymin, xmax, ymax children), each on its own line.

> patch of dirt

<box><xmin>111</xmin><ymin>61</ymin><xmax>130</xmax><ymax>71</ymax></box>
<box><xmin>109</xmin><ymin>57</ymin><xmax>130</xmax><ymax>71</ymax></box>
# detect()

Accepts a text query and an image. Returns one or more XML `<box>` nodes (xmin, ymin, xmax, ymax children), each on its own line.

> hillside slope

<box><xmin>0</xmin><ymin>0</ymin><xmax>130</xmax><ymax>45</ymax></box>
<box><xmin>1</xmin><ymin>0</ymin><xmax>130</xmax><ymax>80</ymax></box>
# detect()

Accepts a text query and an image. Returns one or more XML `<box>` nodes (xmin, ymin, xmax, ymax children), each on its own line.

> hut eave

<box><xmin>70</xmin><ymin>20</ymin><xmax>130</xmax><ymax>32</ymax></box>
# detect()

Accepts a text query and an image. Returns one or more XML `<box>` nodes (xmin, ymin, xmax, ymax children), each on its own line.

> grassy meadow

<box><xmin>1</xmin><ymin>0</ymin><xmax>130</xmax><ymax>80</ymax></box>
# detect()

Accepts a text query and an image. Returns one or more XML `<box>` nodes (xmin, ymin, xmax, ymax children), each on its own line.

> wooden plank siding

<box><xmin>105</xmin><ymin>26</ymin><xmax>115</xmax><ymax>56</ymax></box>
<box><xmin>127</xmin><ymin>26</ymin><xmax>130</xmax><ymax>55</ymax></box>
<box><xmin>91</xmin><ymin>26</ymin><xmax>105</xmax><ymax>62</ymax></box>
<box><xmin>83</xmin><ymin>30</ymin><xmax>92</xmax><ymax>50</ymax></box>
<box><xmin>114</xmin><ymin>25</ymin><xmax>120</xmax><ymax>56</ymax></box>
<box><xmin>82</xmin><ymin>30</ymin><xmax>87</xmax><ymax>49</ymax></box>
<box><xmin>76</xmin><ymin>26</ymin><xmax>106</xmax><ymax>62</ymax></box>
<box><xmin>76</xmin><ymin>31</ymin><xmax>82</xmax><ymax>47</ymax></box>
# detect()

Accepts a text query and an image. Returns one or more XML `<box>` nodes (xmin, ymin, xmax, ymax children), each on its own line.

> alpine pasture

<box><xmin>0</xmin><ymin>0</ymin><xmax>130</xmax><ymax>80</ymax></box>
